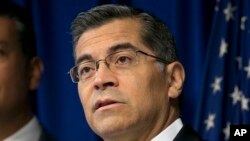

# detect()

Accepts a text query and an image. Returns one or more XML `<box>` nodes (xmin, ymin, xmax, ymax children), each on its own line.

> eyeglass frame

<box><xmin>69</xmin><ymin>49</ymin><xmax>172</xmax><ymax>83</ymax></box>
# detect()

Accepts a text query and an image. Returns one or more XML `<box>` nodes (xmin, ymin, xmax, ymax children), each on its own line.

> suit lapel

<box><xmin>173</xmin><ymin>125</ymin><xmax>204</xmax><ymax>141</ymax></box>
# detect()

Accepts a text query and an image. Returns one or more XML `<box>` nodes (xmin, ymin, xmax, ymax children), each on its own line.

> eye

<box><xmin>115</xmin><ymin>55</ymin><xmax>133</xmax><ymax>65</ymax></box>
<box><xmin>0</xmin><ymin>47</ymin><xmax>7</xmax><ymax>57</ymax></box>
<box><xmin>0</xmin><ymin>49</ymin><xmax>7</xmax><ymax>59</ymax></box>
<box><xmin>79</xmin><ymin>67</ymin><xmax>91</xmax><ymax>75</ymax></box>
<box><xmin>0</xmin><ymin>49</ymin><xmax>4</xmax><ymax>55</ymax></box>
<box><xmin>77</xmin><ymin>63</ymin><xmax>95</xmax><ymax>78</ymax></box>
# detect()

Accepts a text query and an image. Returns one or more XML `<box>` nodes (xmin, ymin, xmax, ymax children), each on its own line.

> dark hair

<box><xmin>71</xmin><ymin>4</ymin><xmax>177</xmax><ymax>63</ymax></box>
<box><xmin>0</xmin><ymin>1</ymin><xmax>37</xmax><ymax>60</ymax></box>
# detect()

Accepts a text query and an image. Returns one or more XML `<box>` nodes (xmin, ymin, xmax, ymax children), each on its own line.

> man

<box><xmin>0</xmin><ymin>1</ymin><xmax>56</xmax><ymax>141</ymax></box>
<box><xmin>69</xmin><ymin>4</ymin><xmax>204</xmax><ymax>141</ymax></box>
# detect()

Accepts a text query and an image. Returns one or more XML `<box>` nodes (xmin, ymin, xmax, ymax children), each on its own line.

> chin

<box><xmin>92</xmin><ymin>117</ymin><xmax>131</xmax><ymax>137</ymax></box>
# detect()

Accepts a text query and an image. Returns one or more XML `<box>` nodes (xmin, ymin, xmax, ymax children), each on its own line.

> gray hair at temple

<box><xmin>0</xmin><ymin>1</ymin><xmax>37</xmax><ymax>60</ymax></box>
<box><xmin>71</xmin><ymin>4</ymin><xmax>178</xmax><ymax>63</ymax></box>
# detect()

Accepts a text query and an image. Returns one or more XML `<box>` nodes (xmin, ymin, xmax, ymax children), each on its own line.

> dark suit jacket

<box><xmin>173</xmin><ymin>125</ymin><xmax>206</xmax><ymax>141</ymax></box>
<box><xmin>39</xmin><ymin>128</ymin><xmax>57</xmax><ymax>141</ymax></box>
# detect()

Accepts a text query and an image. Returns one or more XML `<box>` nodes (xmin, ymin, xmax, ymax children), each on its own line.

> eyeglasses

<box><xmin>69</xmin><ymin>50</ymin><xmax>171</xmax><ymax>83</ymax></box>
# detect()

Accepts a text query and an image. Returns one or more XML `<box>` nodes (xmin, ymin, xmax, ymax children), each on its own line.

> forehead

<box><xmin>0</xmin><ymin>17</ymin><xmax>18</xmax><ymax>43</ymax></box>
<box><xmin>0</xmin><ymin>17</ymin><xmax>16</xmax><ymax>36</ymax></box>
<box><xmin>75</xmin><ymin>18</ymin><xmax>145</xmax><ymax>59</ymax></box>
<box><xmin>0</xmin><ymin>17</ymin><xmax>22</xmax><ymax>58</ymax></box>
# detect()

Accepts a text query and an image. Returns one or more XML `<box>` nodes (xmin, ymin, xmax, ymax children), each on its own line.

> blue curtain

<box><xmin>9</xmin><ymin>0</ymin><xmax>249</xmax><ymax>141</ymax></box>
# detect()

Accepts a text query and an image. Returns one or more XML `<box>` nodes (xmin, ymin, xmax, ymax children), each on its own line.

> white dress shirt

<box><xmin>4</xmin><ymin>116</ymin><xmax>42</xmax><ymax>141</ymax></box>
<box><xmin>151</xmin><ymin>118</ymin><xmax>183</xmax><ymax>141</ymax></box>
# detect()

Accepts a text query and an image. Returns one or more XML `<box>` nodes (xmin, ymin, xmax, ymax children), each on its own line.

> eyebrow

<box><xmin>76</xmin><ymin>54</ymin><xmax>93</xmax><ymax>64</ymax></box>
<box><xmin>76</xmin><ymin>43</ymin><xmax>138</xmax><ymax>64</ymax></box>
<box><xmin>107</xmin><ymin>43</ymin><xmax>137</xmax><ymax>54</ymax></box>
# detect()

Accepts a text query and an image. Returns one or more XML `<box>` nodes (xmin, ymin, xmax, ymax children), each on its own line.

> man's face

<box><xmin>0</xmin><ymin>17</ymin><xmax>31</xmax><ymax>118</ymax></box>
<box><xmin>75</xmin><ymin>18</ymin><xmax>175</xmax><ymax>139</ymax></box>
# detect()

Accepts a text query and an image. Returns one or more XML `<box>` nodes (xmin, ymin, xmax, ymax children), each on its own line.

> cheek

<box><xmin>77</xmin><ymin>83</ymin><xmax>93</xmax><ymax>118</ymax></box>
<box><xmin>124</xmin><ymin>66</ymin><xmax>167</xmax><ymax>96</ymax></box>
<box><xmin>78</xmin><ymin>84</ymin><xmax>88</xmax><ymax>108</ymax></box>
<box><xmin>0</xmin><ymin>62</ymin><xmax>29</xmax><ymax>113</ymax></box>
<box><xmin>134</xmin><ymin>80</ymin><xmax>166</xmax><ymax>107</ymax></box>
<box><xmin>121</xmin><ymin>68</ymin><xmax>168</xmax><ymax>109</ymax></box>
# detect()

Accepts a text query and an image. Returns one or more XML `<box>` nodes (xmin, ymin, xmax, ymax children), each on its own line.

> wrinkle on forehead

<box><xmin>75</xmin><ymin>18</ymin><xmax>142</xmax><ymax>60</ymax></box>
<box><xmin>77</xmin><ymin>31</ymin><xmax>132</xmax><ymax>49</ymax></box>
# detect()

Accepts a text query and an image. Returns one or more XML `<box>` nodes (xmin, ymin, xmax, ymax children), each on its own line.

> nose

<box><xmin>93</xmin><ymin>61</ymin><xmax>118</xmax><ymax>90</ymax></box>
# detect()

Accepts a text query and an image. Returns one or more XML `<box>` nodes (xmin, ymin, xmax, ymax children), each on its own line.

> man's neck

<box><xmin>0</xmin><ymin>111</ymin><xmax>33</xmax><ymax>140</ymax></box>
<box><xmin>102</xmin><ymin>107</ymin><xmax>179</xmax><ymax>141</ymax></box>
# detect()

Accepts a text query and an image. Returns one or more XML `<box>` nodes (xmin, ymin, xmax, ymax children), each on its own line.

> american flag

<box><xmin>198</xmin><ymin>0</ymin><xmax>250</xmax><ymax>140</ymax></box>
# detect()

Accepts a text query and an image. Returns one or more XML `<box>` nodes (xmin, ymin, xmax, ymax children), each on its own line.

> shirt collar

<box><xmin>4</xmin><ymin>116</ymin><xmax>42</xmax><ymax>141</ymax></box>
<box><xmin>151</xmin><ymin>118</ymin><xmax>183</xmax><ymax>141</ymax></box>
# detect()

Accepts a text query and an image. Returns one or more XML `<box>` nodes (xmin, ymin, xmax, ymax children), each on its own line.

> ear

<box><xmin>28</xmin><ymin>57</ymin><xmax>44</xmax><ymax>91</ymax></box>
<box><xmin>166</xmin><ymin>61</ymin><xmax>185</xmax><ymax>98</ymax></box>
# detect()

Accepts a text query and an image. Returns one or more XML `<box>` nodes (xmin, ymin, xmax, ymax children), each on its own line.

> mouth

<box><xmin>94</xmin><ymin>99</ymin><xmax>121</xmax><ymax>111</ymax></box>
